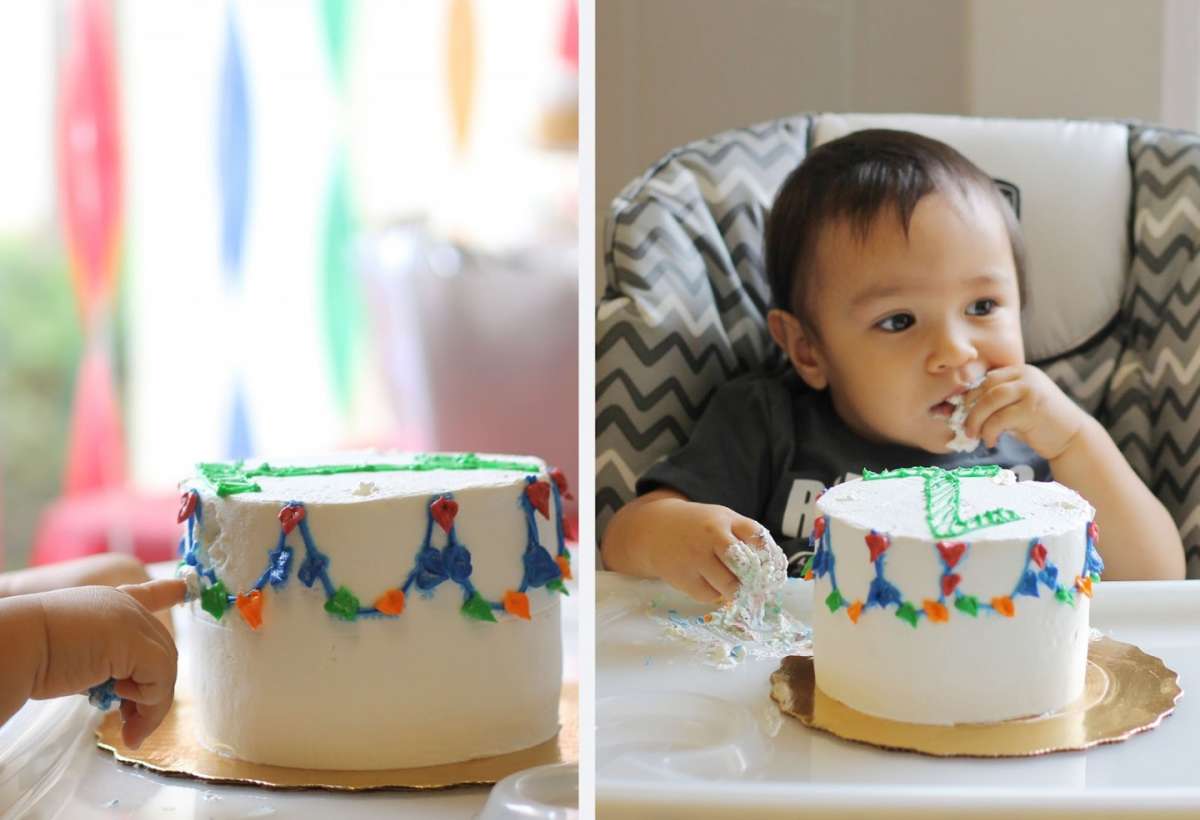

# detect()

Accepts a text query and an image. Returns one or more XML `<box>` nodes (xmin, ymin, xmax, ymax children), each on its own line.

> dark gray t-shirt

<box><xmin>637</xmin><ymin>371</ymin><xmax>1050</xmax><ymax>560</ymax></box>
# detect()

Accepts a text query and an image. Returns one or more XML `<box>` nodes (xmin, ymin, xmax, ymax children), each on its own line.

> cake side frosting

<box><xmin>808</xmin><ymin>467</ymin><xmax>1102</xmax><ymax>725</ymax></box>
<box><xmin>178</xmin><ymin>452</ymin><xmax>568</xmax><ymax>769</ymax></box>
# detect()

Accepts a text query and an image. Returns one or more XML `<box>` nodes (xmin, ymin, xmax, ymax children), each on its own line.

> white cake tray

<box><xmin>596</xmin><ymin>573</ymin><xmax>1200</xmax><ymax>819</ymax></box>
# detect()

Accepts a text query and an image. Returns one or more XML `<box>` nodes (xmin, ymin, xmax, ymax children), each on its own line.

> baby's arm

<box><xmin>600</xmin><ymin>488</ymin><xmax>767</xmax><ymax>602</ymax></box>
<box><xmin>964</xmin><ymin>365</ymin><xmax>1185</xmax><ymax>580</ymax></box>
<box><xmin>1047</xmin><ymin>418</ymin><xmax>1185</xmax><ymax>580</ymax></box>
<box><xmin>0</xmin><ymin>579</ymin><xmax>185</xmax><ymax>748</ymax></box>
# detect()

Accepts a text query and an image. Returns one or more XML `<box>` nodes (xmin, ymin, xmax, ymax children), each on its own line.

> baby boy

<box><xmin>601</xmin><ymin>129</ymin><xmax>1185</xmax><ymax>601</ymax></box>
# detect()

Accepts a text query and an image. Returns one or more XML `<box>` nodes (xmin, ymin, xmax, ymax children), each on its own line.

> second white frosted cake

<box><xmin>806</xmin><ymin>465</ymin><xmax>1104</xmax><ymax>725</ymax></box>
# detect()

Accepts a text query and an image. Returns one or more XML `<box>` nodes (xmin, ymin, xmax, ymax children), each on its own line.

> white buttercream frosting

<box><xmin>812</xmin><ymin>469</ymin><xmax>1095</xmax><ymax>725</ymax></box>
<box><xmin>945</xmin><ymin>374</ymin><xmax>986</xmax><ymax>453</ymax></box>
<box><xmin>181</xmin><ymin>452</ymin><xmax>563</xmax><ymax>770</ymax></box>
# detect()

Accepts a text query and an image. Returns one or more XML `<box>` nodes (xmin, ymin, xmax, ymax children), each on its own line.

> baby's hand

<box><xmin>640</xmin><ymin>495</ymin><xmax>767</xmax><ymax>604</ymax></box>
<box><xmin>34</xmin><ymin>579</ymin><xmax>185</xmax><ymax>748</ymax></box>
<box><xmin>962</xmin><ymin>365</ymin><xmax>1087</xmax><ymax>460</ymax></box>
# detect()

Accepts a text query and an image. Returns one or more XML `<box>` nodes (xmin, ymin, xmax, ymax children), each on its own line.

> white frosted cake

<box><xmin>176</xmin><ymin>452</ymin><xmax>570</xmax><ymax>770</ymax></box>
<box><xmin>805</xmin><ymin>465</ymin><xmax>1104</xmax><ymax>725</ymax></box>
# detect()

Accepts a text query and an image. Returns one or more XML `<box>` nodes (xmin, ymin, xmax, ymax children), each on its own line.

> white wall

<box><xmin>966</xmin><ymin>0</ymin><xmax>1165</xmax><ymax>122</ymax></box>
<box><xmin>597</xmin><ymin>0</ymin><xmax>1189</xmax><ymax>297</ymax></box>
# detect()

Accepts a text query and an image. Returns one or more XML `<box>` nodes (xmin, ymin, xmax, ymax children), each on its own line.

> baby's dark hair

<box><xmin>764</xmin><ymin>129</ymin><xmax>1027</xmax><ymax>330</ymax></box>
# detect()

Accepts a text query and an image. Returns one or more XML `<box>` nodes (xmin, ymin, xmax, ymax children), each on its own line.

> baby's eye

<box><xmin>876</xmin><ymin>312</ymin><xmax>915</xmax><ymax>332</ymax></box>
<box><xmin>967</xmin><ymin>298</ymin><xmax>997</xmax><ymax>316</ymax></box>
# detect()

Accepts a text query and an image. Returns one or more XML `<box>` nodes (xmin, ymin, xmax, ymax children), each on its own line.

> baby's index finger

<box><xmin>118</xmin><ymin>578</ymin><xmax>187</xmax><ymax>612</ymax></box>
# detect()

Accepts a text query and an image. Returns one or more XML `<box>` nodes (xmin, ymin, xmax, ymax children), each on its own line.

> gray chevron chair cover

<box><xmin>596</xmin><ymin>116</ymin><xmax>1200</xmax><ymax>578</ymax></box>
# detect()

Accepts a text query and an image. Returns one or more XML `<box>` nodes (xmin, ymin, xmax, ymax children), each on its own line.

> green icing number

<box><xmin>862</xmin><ymin>466</ymin><xmax>1021</xmax><ymax>539</ymax></box>
<box><xmin>197</xmin><ymin>453</ymin><xmax>543</xmax><ymax>496</ymax></box>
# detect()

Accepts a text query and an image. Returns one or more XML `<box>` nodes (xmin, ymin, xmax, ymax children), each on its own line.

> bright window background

<box><xmin>0</xmin><ymin>0</ymin><xmax>578</xmax><ymax>569</ymax></box>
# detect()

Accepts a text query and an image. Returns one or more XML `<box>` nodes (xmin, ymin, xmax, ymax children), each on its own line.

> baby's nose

<box><xmin>928</xmin><ymin>325</ymin><xmax>976</xmax><ymax>371</ymax></box>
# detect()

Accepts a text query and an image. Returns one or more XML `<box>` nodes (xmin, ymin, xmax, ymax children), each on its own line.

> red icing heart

<box><xmin>550</xmin><ymin>468</ymin><xmax>573</xmax><ymax>500</ymax></box>
<box><xmin>277</xmin><ymin>505</ymin><xmax>306</xmax><ymax>535</ymax></box>
<box><xmin>431</xmin><ymin>496</ymin><xmax>459</xmax><ymax>533</ymax></box>
<box><xmin>177</xmin><ymin>491</ymin><xmax>197</xmax><ymax>524</ymax></box>
<box><xmin>941</xmin><ymin>573</ymin><xmax>961</xmax><ymax>597</ymax></box>
<box><xmin>526</xmin><ymin>481</ymin><xmax>551</xmax><ymax>519</ymax></box>
<box><xmin>1031</xmin><ymin>542</ymin><xmax>1048</xmax><ymax>568</ymax></box>
<box><xmin>562</xmin><ymin>515</ymin><xmax>578</xmax><ymax>542</ymax></box>
<box><xmin>936</xmin><ymin>541</ymin><xmax>966</xmax><ymax>569</ymax></box>
<box><xmin>811</xmin><ymin>516</ymin><xmax>826</xmax><ymax>542</ymax></box>
<box><xmin>865</xmin><ymin>531</ymin><xmax>890</xmax><ymax>562</ymax></box>
<box><xmin>1088</xmin><ymin>521</ymin><xmax>1099</xmax><ymax>544</ymax></box>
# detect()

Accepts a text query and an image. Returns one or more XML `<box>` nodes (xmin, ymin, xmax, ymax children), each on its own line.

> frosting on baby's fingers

<box><xmin>945</xmin><ymin>373</ymin><xmax>988</xmax><ymax>453</ymax></box>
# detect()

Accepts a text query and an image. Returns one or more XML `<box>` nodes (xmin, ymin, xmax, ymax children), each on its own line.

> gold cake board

<box><xmin>770</xmin><ymin>637</ymin><xmax>1180</xmax><ymax>757</ymax></box>
<box><xmin>96</xmin><ymin>682</ymin><xmax>578</xmax><ymax>791</ymax></box>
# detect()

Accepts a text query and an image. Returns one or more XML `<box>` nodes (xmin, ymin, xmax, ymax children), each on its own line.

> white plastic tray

<box><xmin>596</xmin><ymin>572</ymin><xmax>1200</xmax><ymax>818</ymax></box>
<box><xmin>0</xmin><ymin>562</ymin><xmax>579</xmax><ymax>819</ymax></box>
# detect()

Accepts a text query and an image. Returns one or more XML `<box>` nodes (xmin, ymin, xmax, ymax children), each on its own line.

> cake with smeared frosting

<box><xmin>176</xmin><ymin>452</ymin><xmax>570</xmax><ymax>770</ymax></box>
<box><xmin>804</xmin><ymin>465</ymin><xmax>1104</xmax><ymax>725</ymax></box>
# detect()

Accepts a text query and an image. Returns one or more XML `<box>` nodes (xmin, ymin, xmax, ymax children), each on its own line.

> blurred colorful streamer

<box><xmin>217</xmin><ymin>4</ymin><xmax>255</xmax><ymax>459</ymax></box>
<box><xmin>56</xmin><ymin>0</ymin><xmax>126</xmax><ymax>494</ymax></box>
<box><xmin>217</xmin><ymin>7</ymin><xmax>251</xmax><ymax>288</ymax></box>
<box><xmin>318</xmin><ymin>0</ymin><xmax>361</xmax><ymax>415</ymax></box>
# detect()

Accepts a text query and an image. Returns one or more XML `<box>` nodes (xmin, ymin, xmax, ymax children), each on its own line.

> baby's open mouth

<box><xmin>931</xmin><ymin>401</ymin><xmax>955</xmax><ymax>417</ymax></box>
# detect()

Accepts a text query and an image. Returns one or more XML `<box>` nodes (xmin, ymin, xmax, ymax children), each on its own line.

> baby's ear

<box><xmin>767</xmin><ymin>309</ymin><xmax>828</xmax><ymax>390</ymax></box>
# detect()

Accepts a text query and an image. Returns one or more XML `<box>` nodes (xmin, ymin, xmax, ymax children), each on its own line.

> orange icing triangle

<box><xmin>236</xmin><ymin>590</ymin><xmax>263</xmax><ymax>630</ymax></box>
<box><xmin>374</xmin><ymin>588</ymin><xmax>406</xmax><ymax>616</ymax></box>
<box><xmin>923</xmin><ymin>599</ymin><xmax>949</xmax><ymax>623</ymax></box>
<box><xmin>504</xmin><ymin>590</ymin><xmax>531</xmax><ymax>620</ymax></box>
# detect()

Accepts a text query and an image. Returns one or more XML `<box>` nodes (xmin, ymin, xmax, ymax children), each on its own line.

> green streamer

<box><xmin>319</xmin><ymin>153</ymin><xmax>359</xmax><ymax>416</ymax></box>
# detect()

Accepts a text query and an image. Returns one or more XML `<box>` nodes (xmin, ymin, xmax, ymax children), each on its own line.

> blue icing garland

<box><xmin>806</xmin><ymin>514</ymin><xmax>1103</xmax><ymax>626</ymax></box>
<box><xmin>178</xmin><ymin>473</ymin><xmax>570</xmax><ymax>626</ymax></box>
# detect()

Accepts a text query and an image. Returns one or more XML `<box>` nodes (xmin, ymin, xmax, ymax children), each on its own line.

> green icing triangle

<box><xmin>1056</xmin><ymin>586</ymin><xmax>1076</xmax><ymax>607</ymax></box>
<box><xmin>896</xmin><ymin>601</ymin><xmax>919</xmax><ymax>628</ymax></box>
<box><xmin>462</xmin><ymin>592</ymin><xmax>499</xmax><ymax>622</ymax></box>
<box><xmin>201</xmin><ymin>581</ymin><xmax>228</xmax><ymax>620</ymax></box>
<box><xmin>824</xmin><ymin>588</ymin><xmax>844</xmax><ymax>613</ymax></box>
<box><xmin>324</xmin><ymin>586</ymin><xmax>360</xmax><ymax>621</ymax></box>
<box><xmin>547</xmin><ymin>578</ymin><xmax>569</xmax><ymax>596</ymax></box>
<box><xmin>954</xmin><ymin>594</ymin><xmax>979</xmax><ymax>617</ymax></box>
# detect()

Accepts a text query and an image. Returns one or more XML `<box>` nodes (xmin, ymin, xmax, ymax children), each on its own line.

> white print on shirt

<box><xmin>781</xmin><ymin>465</ymin><xmax>1035</xmax><ymax>539</ymax></box>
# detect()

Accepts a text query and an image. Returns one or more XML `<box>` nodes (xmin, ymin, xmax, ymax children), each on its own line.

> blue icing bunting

<box><xmin>266</xmin><ymin>544</ymin><xmax>294</xmax><ymax>588</ymax></box>
<box><xmin>1038</xmin><ymin>565</ymin><xmax>1059</xmax><ymax>589</ymax></box>
<box><xmin>88</xmin><ymin>678</ymin><xmax>120</xmax><ymax>711</ymax></box>
<box><xmin>523</xmin><ymin>543</ymin><xmax>562</xmax><ymax>588</ymax></box>
<box><xmin>866</xmin><ymin>576</ymin><xmax>902</xmax><ymax>609</ymax></box>
<box><xmin>1015</xmin><ymin>569</ymin><xmax>1040</xmax><ymax>598</ymax></box>
<box><xmin>443</xmin><ymin>540</ymin><xmax>473</xmax><ymax>583</ymax></box>
<box><xmin>181</xmin><ymin>467</ymin><xmax>570</xmax><ymax>628</ymax></box>
<box><xmin>812</xmin><ymin>545</ymin><xmax>833</xmax><ymax>579</ymax></box>
<box><xmin>415</xmin><ymin>545</ymin><xmax>449</xmax><ymax>591</ymax></box>
<box><xmin>298</xmin><ymin>550</ymin><xmax>330</xmax><ymax>588</ymax></box>
<box><xmin>1085</xmin><ymin>543</ymin><xmax>1105</xmax><ymax>576</ymax></box>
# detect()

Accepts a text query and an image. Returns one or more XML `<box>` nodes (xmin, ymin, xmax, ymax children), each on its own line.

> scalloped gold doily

<box><xmin>770</xmin><ymin>638</ymin><xmax>1180</xmax><ymax>757</ymax></box>
<box><xmin>96</xmin><ymin>682</ymin><xmax>577</xmax><ymax>790</ymax></box>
